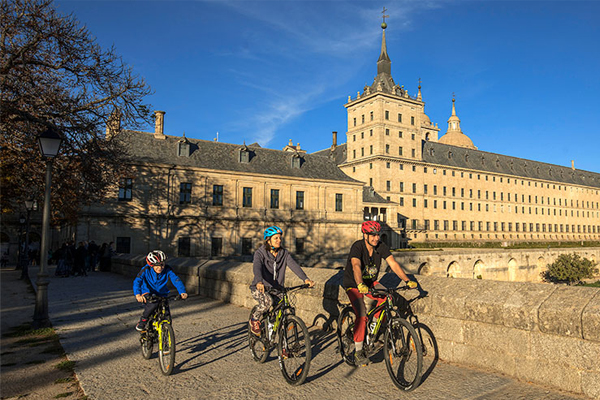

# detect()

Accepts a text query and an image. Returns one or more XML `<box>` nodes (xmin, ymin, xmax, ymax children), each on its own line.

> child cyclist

<box><xmin>249</xmin><ymin>226</ymin><xmax>315</xmax><ymax>336</ymax></box>
<box><xmin>133</xmin><ymin>250</ymin><xmax>188</xmax><ymax>331</ymax></box>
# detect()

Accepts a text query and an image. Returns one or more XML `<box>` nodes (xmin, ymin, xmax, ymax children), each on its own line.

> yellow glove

<box><xmin>406</xmin><ymin>281</ymin><xmax>418</xmax><ymax>289</ymax></box>
<box><xmin>358</xmin><ymin>283</ymin><xmax>369</xmax><ymax>294</ymax></box>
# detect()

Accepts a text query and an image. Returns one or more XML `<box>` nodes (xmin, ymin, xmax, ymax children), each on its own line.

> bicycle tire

<box><xmin>383</xmin><ymin>317</ymin><xmax>423</xmax><ymax>391</ymax></box>
<box><xmin>248</xmin><ymin>306</ymin><xmax>269</xmax><ymax>363</ymax></box>
<box><xmin>141</xmin><ymin>332</ymin><xmax>153</xmax><ymax>360</ymax></box>
<box><xmin>278</xmin><ymin>315</ymin><xmax>311</xmax><ymax>385</ymax></box>
<box><xmin>158</xmin><ymin>322</ymin><xmax>176</xmax><ymax>376</ymax></box>
<box><xmin>336</xmin><ymin>306</ymin><xmax>356</xmax><ymax>366</ymax></box>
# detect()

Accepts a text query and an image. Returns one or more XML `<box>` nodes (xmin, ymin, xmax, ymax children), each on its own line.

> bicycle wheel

<box><xmin>158</xmin><ymin>322</ymin><xmax>176</xmax><ymax>376</ymax></box>
<box><xmin>383</xmin><ymin>317</ymin><xmax>423</xmax><ymax>391</ymax></box>
<box><xmin>278</xmin><ymin>315</ymin><xmax>311</xmax><ymax>385</ymax></box>
<box><xmin>140</xmin><ymin>332</ymin><xmax>153</xmax><ymax>360</ymax></box>
<box><xmin>336</xmin><ymin>306</ymin><xmax>356</xmax><ymax>366</ymax></box>
<box><xmin>248</xmin><ymin>306</ymin><xmax>269</xmax><ymax>363</ymax></box>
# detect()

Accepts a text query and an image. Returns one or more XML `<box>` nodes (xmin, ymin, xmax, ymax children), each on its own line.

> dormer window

<box><xmin>465</xmin><ymin>153</ymin><xmax>469</xmax><ymax>162</ymax></box>
<box><xmin>178</xmin><ymin>139</ymin><xmax>191</xmax><ymax>157</ymax></box>
<box><xmin>448</xmin><ymin>151</ymin><xmax>453</xmax><ymax>159</ymax></box>
<box><xmin>291</xmin><ymin>153</ymin><xmax>303</xmax><ymax>168</ymax></box>
<box><xmin>495</xmin><ymin>158</ymin><xmax>500</xmax><ymax>168</ymax></box>
<box><xmin>239</xmin><ymin>144</ymin><xmax>251</xmax><ymax>163</ymax></box>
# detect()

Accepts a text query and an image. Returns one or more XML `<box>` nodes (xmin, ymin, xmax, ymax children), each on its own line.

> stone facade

<box><xmin>331</xmin><ymin>23</ymin><xmax>600</xmax><ymax>248</ymax></box>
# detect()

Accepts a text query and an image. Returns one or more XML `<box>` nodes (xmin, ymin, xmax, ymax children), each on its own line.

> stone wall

<box><xmin>113</xmin><ymin>254</ymin><xmax>600</xmax><ymax>398</ymax></box>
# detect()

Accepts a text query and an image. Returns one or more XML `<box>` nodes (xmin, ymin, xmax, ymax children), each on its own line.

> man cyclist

<box><xmin>343</xmin><ymin>220</ymin><xmax>417</xmax><ymax>366</ymax></box>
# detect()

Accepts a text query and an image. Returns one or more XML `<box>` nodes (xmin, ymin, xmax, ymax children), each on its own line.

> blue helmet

<box><xmin>264</xmin><ymin>226</ymin><xmax>283</xmax><ymax>241</ymax></box>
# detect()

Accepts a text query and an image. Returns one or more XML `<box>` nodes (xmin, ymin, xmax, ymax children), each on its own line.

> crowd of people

<box><xmin>53</xmin><ymin>241</ymin><xmax>114</xmax><ymax>277</ymax></box>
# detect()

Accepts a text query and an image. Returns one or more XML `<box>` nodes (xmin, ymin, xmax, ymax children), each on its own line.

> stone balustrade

<box><xmin>112</xmin><ymin>254</ymin><xmax>599</xmax><ymax>398</ymax></box>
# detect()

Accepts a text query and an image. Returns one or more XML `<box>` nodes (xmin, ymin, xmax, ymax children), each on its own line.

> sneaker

<box><xmin>249</xmin><ymin>318</ymin><xmax>261</xmax><ymax>336</ymax></box>
<box><xmin>136</xmin><ymin>318</ymin><xmax>148</xmax><ymax>332</ymax></box>
<box><xmin>354</xmin><ymin>350</ymin><xmax>370</xmax><ymax>366</ymax></box>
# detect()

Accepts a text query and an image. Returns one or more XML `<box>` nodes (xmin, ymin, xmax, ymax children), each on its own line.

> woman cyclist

<box><xmin>343</xmin><ymin>221</ymin><xmax>417</xmax><ymax>366</ymax></box>
<box><xmin>249</xmin><ymin>226</ymin><xmax>315</xmax><ymax>336</ymax></box>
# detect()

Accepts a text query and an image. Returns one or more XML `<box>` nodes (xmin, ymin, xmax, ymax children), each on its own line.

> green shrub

<box><xmin>541</xmin><ymin>253</ymin><xmax>598</xmax><ymax>284</ymax></box>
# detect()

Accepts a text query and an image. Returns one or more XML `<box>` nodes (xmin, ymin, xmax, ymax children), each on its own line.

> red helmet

<box><xmin>361</xmin><ymin>221</ymin><xmax>381</xmax><ymax>235</ymax></box>
<box><xmin>146</xmin><ymin>250</ymin><xmax>166</xmax><ymax>266</ymax></box>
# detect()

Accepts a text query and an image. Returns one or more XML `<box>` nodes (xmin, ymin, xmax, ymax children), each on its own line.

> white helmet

<box><xmin>146</xmin><ymin>250</ymin><xmax>166</xmax><ymax>266</ymax></box>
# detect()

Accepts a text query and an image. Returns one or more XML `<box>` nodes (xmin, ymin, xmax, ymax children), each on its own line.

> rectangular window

<box><xmin>270</xmin><ymin>189</ymin><xmax>280</xmax><ymax>209</ymax></box>
<box><xmin>411</xmin><ymin>116</ymin><xmax>415</xmax><ymax>125</ymax></box>
<box><xmin>211</xmin><ymin>237</ymin><xmax>222</xmax><ymax>257</ymax></box>
<box><xmin>116</xmin><ymin>237</ymin><xmax>130</xmax><ymax>254</ymax></box>
<box><xmin>295</xmin><ymin>238</ymin><xmax>305</xmax><ymax>255</ymax></box>
<box><xmin>412</xmin><ymin>219</ymin><xmax>418</xmax><ymax>229</ymax></box>
<box><xmin>412</xmin><ymin>183</ymin><xmax>417</xmax><ymax>193</ymax></box>
<box><xmin>369</xmin><ymin>145</ymin><xmax>373</xmax><ymax>155</ymax></box>
<box><xmin>212</xmin><ymin>185</ymin><xmax>223</xmax><ymax>206</ymax></box>
<box><xmin>399</xmin><ymin>197</ymin><xmax>404</xmax><ymax>206</ymax></box>
<box><xmin>424</xmin><ymin>184</ymin><xmax>428</xmax><ymax>194</ymax></box>
<box><xmin>178</xmin><ymin>237</ymin><xmax>191</xmax><ymax>257</ymax></box>
<box><xmin>386</xmin><ymin>128</ymin><xmax>390</xmax><ymax>136</ymax></box>
<box><xmin>400</xmin><ymin>182</ymin><xmax>404</xmax><ymax>192</ymax></box>
<box><xmin>118</xmin><ymin>178</ymin><xmax>133</xmax><ymax>201</ymax></box>
<box><xmin>386</xmin><ymin>181</ymin><xmax>391</xmax><ymax>191</ymax></box>
<box><xmin>411</xmin><ymin>148</ymin><xmax>416</xmax><ymax>157</ymax></box>
<box><xmin>371</xmin><ymin>111</ymin><xmax>374</xmax><ymax>121</ymax></box>
<box><xmin>242</xmin><ymin>187</ymin><xmax>253</xmax><ymax>207</ymax></box>
<box><xmin>398</xmin><ymin>114</ymin><xmax>402</xmax><ymax>123</ymax></box>
<box><xmin>179</xmin><ymin>182</ymin><xmax>192</xmax><ymax>204</ymax></box>
<box><xmin>433</xmin><ymin>185</ymin><xmax>437</xmax><ymax>195</ymax></box>
<box><xmin>385</xmin><ymin>144</ymin><xmax>390</xmax><ymax>153</ymax></box>
<box><xmin>412</xmin><ymin>198</ymin><xmax>417</xmax><ymax>207</ymax></box>
<box><xmin>241</xmin><ymin>238</ymin><xmax>253</xmax><ymax>256</ymax></box>
<box><xmin>335</xmin><ymin>194</ymin><xmax>343</xmax><ymax>212</ymax></box>
<box><xmin>399</xmin><ymin>146</ymin><xmax>403</xmax><ymax>156</ymax></box>
<box><xmin>444</xmin><ymin>220</ymin><xmax>449</xmax><ymax>230</ymax></box>
<box><xmin>296</xmin><ymin>191</ymin><xmax>304</xmax><ymax>210</ymax></box>
<box><xmin>434</xmin><ymin>220</ymin><xmax>439</xmax><ymax>230</ymax></box>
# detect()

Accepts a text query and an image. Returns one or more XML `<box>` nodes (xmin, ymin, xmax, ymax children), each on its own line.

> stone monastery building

<box><xmin>79</xmin><ymin>22</ymin><xmax>600</xmax><ymax>260</ymax></box>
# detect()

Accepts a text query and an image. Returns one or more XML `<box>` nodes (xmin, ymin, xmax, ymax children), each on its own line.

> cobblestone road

<box><xmin>29</xmin><ymin>266</ymin><xmax>589</xmax><ymax>400</ymax></box>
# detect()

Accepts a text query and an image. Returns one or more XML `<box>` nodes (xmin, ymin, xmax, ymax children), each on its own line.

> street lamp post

<box><xmin>33</xmin><ymin>128</ymin><xmax>63</xmax><ymax>329</ymax></box>
<box><xmin>17</xmin><ymin>214</ymin><xmax>26</xmax><ymax>270</ymax></box>
<box><xmin>20</xmin><ymin>198</ymin><xmax>38</xmax><ymax>281</ymax></box>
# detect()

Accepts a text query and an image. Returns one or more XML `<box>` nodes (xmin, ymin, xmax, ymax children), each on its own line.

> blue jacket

<box><xmin>133</xmin><ymin>264</ymin><xmax>186</xmax><ymax>297</ymax></box>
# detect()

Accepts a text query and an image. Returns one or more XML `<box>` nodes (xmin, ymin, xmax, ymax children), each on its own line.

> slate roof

<box><xmin>115</xmin><ymin>130</ymin><xmax>360</xmax><ymax>183</ymax></box>
<box><xmin>312</xmin><ymin>143</ymin><xmax>347</xmax><ymax>165</ymax></box>
<box><xmin>363</xmin><ymin>186</ymin><xmax>391</xmax><ymax>204</ymax></box>
<box><xmin>422</xmin><ymin>141</ymin><xmax>600</xmax><ymax>189</ymax></box>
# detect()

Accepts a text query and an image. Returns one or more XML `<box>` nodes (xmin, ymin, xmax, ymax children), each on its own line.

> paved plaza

<box><xmin>2</xmin><ymin>265</ymin><xmax>591</xmax><ymax>400</ymax></box>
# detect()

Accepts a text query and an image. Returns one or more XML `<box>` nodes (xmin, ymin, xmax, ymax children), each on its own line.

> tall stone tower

<box><xmin>340</xmin><ymin>20</ymin><xmax>440</xmax><ymax>198</ymax></box>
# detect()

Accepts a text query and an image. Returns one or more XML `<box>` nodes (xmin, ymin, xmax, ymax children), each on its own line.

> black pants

<box><xmin>141</xmin><ymin>300</ymin><xmax>169</xmax><ymax>320</ymax></box>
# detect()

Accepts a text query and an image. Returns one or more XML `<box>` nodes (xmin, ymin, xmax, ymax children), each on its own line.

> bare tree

<box><xmin>0</xmin><ymin>0</ymin><xmax>152</xmax><ymax>221</ymax></box>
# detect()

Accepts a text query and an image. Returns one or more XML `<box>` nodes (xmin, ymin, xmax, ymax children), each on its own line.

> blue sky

<box><xmin>55</xmin><ymin>0</ymin><xmax>600</xmax><ymax>173</ymax></box>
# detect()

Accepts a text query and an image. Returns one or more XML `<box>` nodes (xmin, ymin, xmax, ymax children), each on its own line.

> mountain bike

<box><xmin>336</xmin><ymin>285</ymin><xmax>423</xmax><ymax>391</ymax></box>
<box><xmin>248</xmin><ymin>284</ymin><xmax>312</xmax><ymax>385</ymax></box>
<box><xmin>139</xmin><ymin>294</ymin><xmax>182</xmax><ymax>376</ymax></box>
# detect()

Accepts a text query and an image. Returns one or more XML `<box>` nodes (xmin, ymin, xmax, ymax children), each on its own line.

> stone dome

<box><xmin>438</xmin><ymin>132</ymin><xmax>477</xmax><ymax>150</ymax></box>
<box><xmin>421</xmin><ymin>113</ymin><xmax>431</xmax><ymax>127</ymax></box>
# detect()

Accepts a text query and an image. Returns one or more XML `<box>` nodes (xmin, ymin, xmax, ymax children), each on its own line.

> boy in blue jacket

<box><xmin>133</xmin><ymin>250</ymin><xmax>187</xmax><ymax>331</ymax></box>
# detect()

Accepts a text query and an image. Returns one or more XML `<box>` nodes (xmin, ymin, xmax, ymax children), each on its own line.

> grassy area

<box><xmin>579</xmin><ymin>280</ymin><xmax>600</xmax><ymax>287</ymax></box>
<box><xmin>406</xmin><ymin>241</ymin><xmax>600</xmax><ymax>250</ymax></box>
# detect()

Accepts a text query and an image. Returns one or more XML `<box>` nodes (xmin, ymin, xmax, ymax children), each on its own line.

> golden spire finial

<box><xmin>381</xmin><ymin>7</ymin><xmax>389</xmax><ymax>29</ymax></box>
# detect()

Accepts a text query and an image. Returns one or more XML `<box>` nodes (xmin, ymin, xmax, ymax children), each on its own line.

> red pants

<box><xmin>345</xmin><ymin>282</ymin><xmax>386</xmax><ymax>343</ymax></box>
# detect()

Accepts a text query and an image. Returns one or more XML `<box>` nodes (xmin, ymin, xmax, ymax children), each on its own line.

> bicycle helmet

<box><xmin>361</xmin><ymin>221</ymin><xmax>381</xmax><ymax>235</ymax></box>
<box><xmin>146</xmin><ymin>250</ymin><xmax>167</xmax><ymax>266</ymax></box>
<box><xmin>263</xmin><ymin>226</ymin><xmax>283</xmax><ymax>241</ymax></box>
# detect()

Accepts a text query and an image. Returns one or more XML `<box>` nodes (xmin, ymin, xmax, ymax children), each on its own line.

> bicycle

<box><xmin>248</xmin><ymin>284</ymin><xmax>312</xmax><ymax>385</ymax></box>
<box><xmin>139</xmin><ymin>294</ymin><xmax>182</xmax><ymax>376</ymax></box>
<box><xmin>336</xmin><ymin>285</ymin><xmax>423</xmax><ymax>391</ymax></box>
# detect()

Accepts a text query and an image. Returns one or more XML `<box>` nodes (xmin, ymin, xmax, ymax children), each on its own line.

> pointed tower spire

<box><xmin>417</xmin><ymin>78</ymin><xmax>422</xmax><ymax>100</ymax></box>
<box><xmin>377</xmin><ymin>8</ymin><xmax>391</xmax><ymax>76</ymax></box>
<box><xmin>448</xmin><ymin>94</ymin><xmax>461</xmax><ymax>132</ymax></box>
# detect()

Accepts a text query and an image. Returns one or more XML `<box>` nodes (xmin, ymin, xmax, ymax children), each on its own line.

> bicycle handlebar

<box><xmin>143</xmin><ymin>294</ymin><xmax>184</xmax><ymax>303</ymax></box>
<box><xmin>267</xmin><ymin>283</ymin><xmax>311</xmax><ymax>294</ymax></box>
<box><xmin>369</xmin><ymin>284</ymin><xmax>417</xmax><ymax>296</ymax></box>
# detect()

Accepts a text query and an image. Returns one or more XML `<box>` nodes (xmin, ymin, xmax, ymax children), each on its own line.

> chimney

<box><xmin>571</xmin><ymin>160</ymin><xmax>575</xmax><ymax>170</ymax></box>
<box><xmin>332</xmin><ymin>131</ymin><xmax>337</xmax><ymax>149</ymax></box>
<box><xmin>105</xmin><ymin>108</ymin><xmax>121</xmax><ymax>139</ymax></box>
<box><xmin>154</xmin><ymin>110</ymin><xmax>166</xmax><ymax>139</ymax></box>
